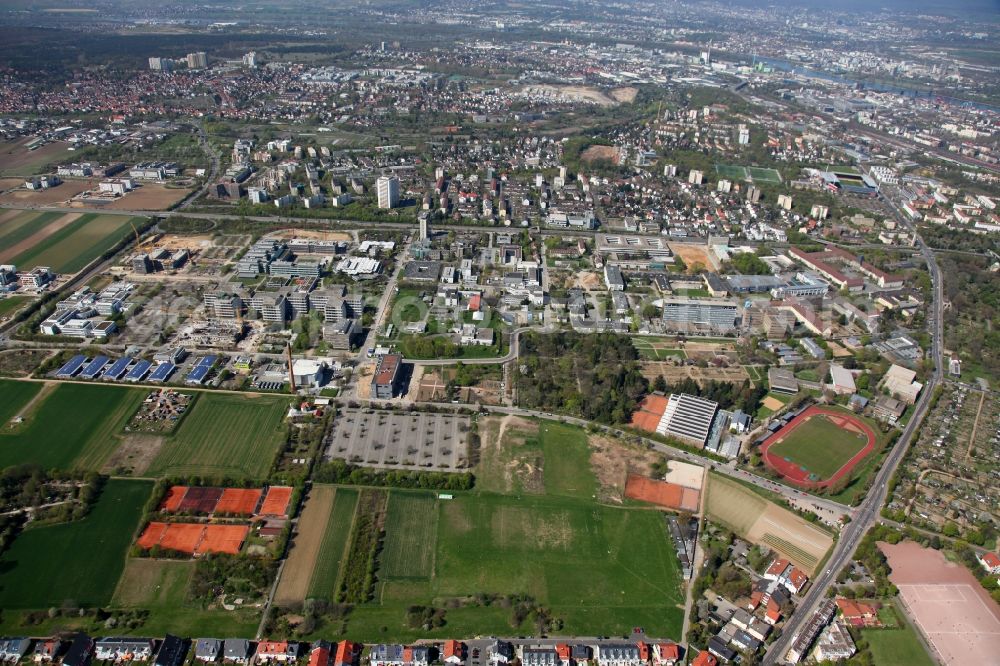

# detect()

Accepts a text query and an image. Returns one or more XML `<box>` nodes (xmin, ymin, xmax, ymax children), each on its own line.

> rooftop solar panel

<box><xmin>80</xmin><ymin>355</ymin><xmax>110</xmax><ymax>379</ymax></box>
<box><xmin>149</xmin><ymin>362</ymin><xmax>175</xmax><ymax>382</ymax></box>
<box><xmin>185</xmin><ymin>365</ymin><xmax>210</xmax><ymax>383</ymax></box>
<box><xmin>104</xmin><ymin>357</ymin><xmax>133</xmax><ymax>380</ymax></box>
<box><xmin>197</xmin><ymin>355</ymin><xmax>218</xmax><ymax>368</ymax></box>
<box><xmin>56</xmin><ymin>354</ymin><xmax>88</xmax><ymax>377</ymax></box>
<box><xmin>125</xmin><ymin>359</ymin><xmax>152</xmax><ymax>381</ymax></box>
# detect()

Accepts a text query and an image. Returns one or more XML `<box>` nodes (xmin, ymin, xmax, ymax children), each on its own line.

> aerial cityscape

<box><xmin>0</xmin><ymin>0</ymin><xmax>997</xmax><ymax>664</ymax></box>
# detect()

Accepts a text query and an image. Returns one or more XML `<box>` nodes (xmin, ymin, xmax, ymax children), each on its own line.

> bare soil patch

<box><xmin>762</xmin><ymin>396</ymin><xmax>785</xmax><ymax>411</ymax></box>
<box><xmin>580</xmin><ymin>145</ymin><xmax>620</xmax><ymax>164</ymax></box>
<box><xmin>589</xmin><ymin>434</ymin><xmax>659</xmax><ymax>503</ymax></box>
<box><xmin>271</xmin><ymin>229</ymin><xmax>352</xmax><ymax>241</ymax></box>
<box><xmin>106</xmin><ymin>183</ymin><xmax>191</xmax><ymax>211</ymax></box>
<box><xmin>103</xmin><ymin>433</ymin><xmax>166</xmax><ymax>475</ymax></box>
<box><xmin>610</xmin><ymin>87</ymin><xmax>638</xmax><ymax>103</ymax></box>
<box><xmin>668</xmin><ymin>243</ymin><xmax>714</xmax><ymax>271</ymax></box>
<box><xmin>0</xmin><ymin>180</ymin><xmax>95</xmax><ymax>206</ymax></box>
<box><xmin>640</xmin><ymin>362</ymin><xmax>751</xmax><ymax>386</ymax></box>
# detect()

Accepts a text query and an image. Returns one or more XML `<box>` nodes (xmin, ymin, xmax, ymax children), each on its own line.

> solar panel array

<box><xmin>103</xmin><ymin>357</ymin><xmax>133</xmax><ymax>380</ymax></box>
<box><xmin>80</xmin><ymin>355</ymin><xmax>110</xmax><ymax>379</ymax></box>
<box><xmin>55</xmin><ymin>354</ymin><xmax>88</xmax><ymax>378</ymax></box>
<box><xmin>125</xmin><ymin>360</ymin><xmax>152</xmax><ymax>382</ymax></box>
<box><xmin>149</xmin><ymin>362</ymin><xmax>175</xmax><ymax>382</ymax></box>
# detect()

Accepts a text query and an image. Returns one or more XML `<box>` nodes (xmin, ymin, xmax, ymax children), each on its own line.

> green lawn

<box><xmin>381</xmin><ymin>492</ymin><xmax>438</xmax><ymax>579</ymax></box>
<box><xmin>146</xmin><ymin>392</ymin><xmax>288</xmax><ymax>479</ymax></box>
<box><xmin>0</xmin><ymin>479</ymin><xmax>152</xmax><ymax>608</ymax></box>
<box><xmin>11</xmin><ymin>213</ymin><xmax>140</xmax><ymax>274</ymax></box>
<box><xmin>0</xmin><ymin>378</ymin><xmax>41</xmax><ymax>426</ymax></box>
<box><xmin>0</xmin><ymin>382</ymin><xmax>144</xmax><ymax>470</ymax></box>
<box><xmin>307</xmin><ymin>487</ymin><xmax>359</xmax><ymax>599</ymax></box>
<box><xmin>767</xmin><ymin>412</ymin><xmax>870</xmax><ymax>480</ymax></box>
<box><xmin>0</xmin><ymin>295</ymin><xmax>30</xmax><ymax>318</ymax></box>
<box><xmin>539</xmin><ymin>421</ymin><xmax>598</xmax><ymax>499</ymax></box>
<box><xmin>864</xmin><ymin>625</ymin><xmax>935</xmax><ymax>666</ymax></box>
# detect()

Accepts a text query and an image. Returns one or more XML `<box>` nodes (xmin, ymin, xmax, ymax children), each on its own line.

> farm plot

<box><xmin>305</xmin><ymin>487</ymin><xmax>360</xmax><ymax>601</ymax></box>
<box><xmin>0</xmin><ymin>378</ymin><xmax>42</xmax><ymax>427</ymax></box>
<box><xmin>705</xmin><ymin>474</ymin><xmax>832</xmax><ymax>574</ymax></box>
<box><xmin>0</xmin><ymin>382</ymin><xmax>145</xmax><ymax>470</ymax></box>
<box><xmin>146</xmin><ymin>392</ymin><xmax>287</xmax><ymax>480</ymax></box>
<box><xmin>0</xmin><ymin>479</ymin><xmax>152</xmax><ymax>608</ymax></box>
<box><xmin>381</xmin><ymin>492</ymin><xmax>438</xmax><ymax>579</ymax></box>
<box><xmin>10</xmin><ymin>213</ymin><xmax>139</xmax><ymax>274</ymax></box>
<box><xmin>0</xmin><ymin>139</ymin><xmax>72</xmax><ymax>177</ymax></box>
<box><xmin>276</xmin><ymin>485</ymin><xmax>338</xmax><ymax>604</ymax></box>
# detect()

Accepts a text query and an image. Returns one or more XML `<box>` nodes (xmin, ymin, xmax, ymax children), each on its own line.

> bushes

<box><xmin>313</xmin><ymin>459</ymin><xmax>475</xmax><ymax>491</ymax></box>
<box><xmin>337</xmin><ymin>490</ymin><xmax>386</xmax><ymax>604</ymax></box>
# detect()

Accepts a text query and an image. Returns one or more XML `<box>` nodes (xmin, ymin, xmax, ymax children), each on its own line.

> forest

<box><xmin>516</xmin><ymin>331</ymin><xmax>649</xmax><ymax>424</ymax></box>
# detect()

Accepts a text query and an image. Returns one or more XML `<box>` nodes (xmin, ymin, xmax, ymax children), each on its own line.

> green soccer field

<box><xmin>0</xmin><ymin>479</ymin><xmax>152</xmax><ymax>609</ymax></box>
<box><xmin>0</xmin><ymin>382</ymin><xmax>145</xmax><ymax>470</ymax></box>
<box><xmin>715</xmin><ymin>164</ymin><xmax>749</xmax><ymax>180</ymax></box>
<box><xmin>766</xmin><ymin>413</ymin><xmax>869</xmax><ymax>480</ymax></box>
<box><xmin>146</xmin><ymin>392</ymin><xmax>288</xmax><ymax>479</ymax></box>
<box><xmin>746</xmin><ymin>166</ymin><xmax>783</xmax><ymax>183</ymax></box>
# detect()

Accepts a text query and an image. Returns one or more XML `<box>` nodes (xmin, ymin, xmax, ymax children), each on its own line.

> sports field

<box><xmin>705</xmin><ymin>474</ymin><xmax>832</xmax><ymax>574</ymax></box>
<box><xmin>146</xmin><ymin>392</ymin><xmax>287</xmax><ymax>479</ymax></box>
<box><xmin>746</xmin><ymin>166</ymin><xmax>783</xmax><ymax>183</ymax></box>
<box><xmin>715</xmin><ymin>164</ymin><xmax>748</xmax><ymax>180</ymax></box>
<box><xmin>0</xmin><ymin>479</ymin><xmax>152</xmax><ymax>608</ymax></box>
<box><xmin>0</xmin><ymin>382</ymin><xmax>145</xmax><ymax>470</ymax></box>
<box><xmin>762</xmin><ymin>406</ymin><xmax>878</xmax><ymax>488</ymax></box>
<box><xmin>6</xmin><ymin>212</ymin><xmax>140</xmax><ymax>274</ymax></box>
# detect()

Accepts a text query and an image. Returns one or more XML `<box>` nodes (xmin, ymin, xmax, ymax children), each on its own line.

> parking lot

<box><xmin>324</xmin><ymin>408</ymin><xmax>471</xmax><ymax>471</ymax></box>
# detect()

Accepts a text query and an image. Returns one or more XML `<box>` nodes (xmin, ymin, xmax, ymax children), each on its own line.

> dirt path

<box><xmin>0</xmin><ymin>211</ymin><xmax>80</xmax><ymax>263</ymax></box>
<box><xmin>13</xmin><ymin>381</ymin><xmax>55</xmax><ymax>420</ymax></box>
<box><xmin>966</xmin><ymin>391</ymin><xmax>986</xmax><ymax>461</ymax></box>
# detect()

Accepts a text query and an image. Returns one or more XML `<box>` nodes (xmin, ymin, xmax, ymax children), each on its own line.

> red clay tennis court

<box><xmin>159</xmin><ymin>486</ymin><xmax>188</xmax><ymax>512</ymax></box>
<box><xmin>630</xmin><ymin>394</ymin><xmax>668</xmax><ymax>433</ymax></box>
<box><xmin>197</xmin><ymin>525</ymin><xmax>250</xmax><ymax>555</ymax></box>
<box><xmin>137</xmin><ymin>522</ymin><xmax>249</xmax><ymax>555</ymax></box>
<box><xmin>215</xmin><ymin>488</ymin><xmax>263</xmax><ymax>516</ymax></box>
<box><xmin>625</xmin><ymin>474</ymin><xmax>700</xmax><ymax>512</ymax></box>
<box><xmin>259</xmin><ymin>486</ymin><xmax>293</xmax><ymax>517</ymax></box>
<box><xmin>178</xmin><ymin>486</ymin><xmax>223</xmax><ymax>513</ymax></box>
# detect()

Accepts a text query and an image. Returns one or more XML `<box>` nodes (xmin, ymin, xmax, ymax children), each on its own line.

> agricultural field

<box><xmin>0</xmin><ymin>138</ymin><xmax>72</xmax><ymax>177</ymax></box>
<box><xmin>0</xmin><ymin>479</ymin><xmax>152</xmax><ymax>608</ymax></box>
<box><xmin>146</xmin><ymin>392</ymin><xmax>288</xmax><ymax>479</ymax></box>
<box><xmin>6</xmin><ymin>211</ymin><xmax>140</xmax><ymax>274</ymax></box>
<box><xmin>0</xmin><ymin>382</ymin><xmax>145</xmax><ymax>470</ymax></box>
<box><xmin>0</xmin><ymin>378</ymin><xmax>42</xmax><ymax>426</ymax></box>
<box><xmin>704</xmin><ymin>474</ymin><xmax>832</xmax><ymax>574</ymax></box>
<box><xmin>0</xmin><ymin>295</ymin><xmax>30</xmax><ymax>318</ymax></box>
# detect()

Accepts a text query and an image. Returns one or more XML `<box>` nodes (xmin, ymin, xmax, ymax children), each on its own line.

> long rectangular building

<box><xmin>657</xmin><ymin>393</ymin><xmax>720</xmax><ymax>446</ymax></box>
<box><xmin>661</xmin><ymin>298</ymin><xmax>740</xmax><ymax>334</ymax></box>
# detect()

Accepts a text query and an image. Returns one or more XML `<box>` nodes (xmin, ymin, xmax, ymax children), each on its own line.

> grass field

<box><xmin>864</xmin><ymin>625</ymin><xmax>935</xmax><ymax>666</ymax></box>
<box><xmin>381</xmin><ymin>492</ymin><xmax>438</xmax><ymax>579</ymax></box>
<box><xmin>0</xmin><ymin>296</ymin><xmax>29</xmax><ymax>318</ymax></box>
<box><xmin>306</xmin><ymin>487</ymin><xmax>359</xmax><ymax>599</ymax></box>
<box><xmin>146</xmin><ymin>392</ymin><xmax>288</xmax><ymax>479</ymax></box>
<box><xmin>9</xmin><ymin>212</ymin><xmax>140</xmax><ymax>274</ymax></box>
<box><xmin>0</xmin><ymin>382</ymin><xmax>145</xmax><ymax>470</ymax></box>
<box><xmin>539</xmin><ymin>421</ymin><xmax>598</xmax><ymax>499</ymax></box>
<box><xmin>766</xmin><ymin>413</ymin><xmax>869</xmax><ymax>480</ymax></box>
<box><xmin>746</xmin><ymin>166</ymin><xmax>783</xmax><ymax>183</ymax></box>
<box><xmin>715</xmin><ymin>164</ymin><xmax>749</xmax><ymax>180</ymax></box>
<box><xmin>0</xmin><ymin>378</ymin><xmax>41</xmax><ymax>426</ymax></box>
<box><xmin>113</xmin><ymin>558</ymin><xmax>194</xmax><ymax>608</ymax></box>
<box><xmin>0</xmin><ymin>479</ymin><xmax>152</xmax><ymax>608</ymax></box>
<box><xmin>632</xmin><ymin>337</ymin><xmax>687</xmax><ymax>361</ymax></box>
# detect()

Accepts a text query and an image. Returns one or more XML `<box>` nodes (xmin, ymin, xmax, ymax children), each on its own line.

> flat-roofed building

<box><xmin>662</xmin><ymin>298</ymin><xmax>740</xmax><ymax>334</ymax></box>
<box><xmin>371</xmin><ymin>353</ymin><xmax>403</xmax><ymax>399</ymax></box>
<box><xmin>657</xmin><ymin>393</ymin><xmax>720</xmax><ymax>446</ymax></box>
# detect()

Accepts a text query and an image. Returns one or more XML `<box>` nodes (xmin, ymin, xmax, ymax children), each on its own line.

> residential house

<box><xmin>595</xmin><ymin>644</ymin><xmax>642</xmax><ymax>666</ymax></box>
<box><xmin>369</xmin><ymin>645</ymin><xmax>405</xmax><ymax>666</ymax></box>
<box><xmin>222</xmin><ymin>640</ymin><xmax>251</xmax><ymax>664</ymax></box>
<box><xmin>979</xmin><ymin>552</ymin><xmax>1000</xmax><ymax>575</ymax></box>
<box><xmin>763</xmin><ymin>558</ymin><xmax>809</xmax><ymax>594</ymax></box>
<box><xmin>95</xmin><ymin>638</ymin><xmax>155</xmax><ymax>661</ymax></box>
<box><xmin>154</xmin><ymin>636</ymin><xmax>188</xmax><ymax>666</ymax></box>
<box><xmin>706</xmin><ymin>637</ymin><xmax>736</xmax><ymax>663</ymax></box>
<box><xmin>489</xmin><ymin>641</ymin><xmax>515</xmax><ymax>665</ymax></box>
<box><xmin>62</xmin><ymin>635</ymin><xmax>94</xmax><ymax>666</ymax></box>
<box><xmin>521</xmin><ymin>649</ymin><xmax>557</xmax><ymax>666</ymax></box>
<box><xmin>334</xmin><ymin>641</ymin><xmax>360</xmax><ymax>666</ymax></box>
<box><xmin>442</xmin><ymin>641</ymin><xmax>465</xmax><ymax>665</ymax></box>
<box><xmin>309</xmin><ymin>643</ymin><xmax>331</xmax><ymax>666</ymax></box>
<box><xmin>570</xmin><ymin>645</ymin><xmax>590</xmax><ymax>666</ymax></box>
<box><xmin>652</xmin><ymin>643</ymin><xmax>680</xmax><ymax>666</ymax></box>
<box><xmin>835</xmin><ymin>599</ymin><xmax>881</xmax><ymax>628</ymax></box>
<box><xmin>194</xmin><ymin>640</ymin><xmax>222</xmax><ymax>663</ymax></box>
<box><xmin>33</xmin><ymin>640</ymin><xmax>63</xmax><ymax>663</ymax></box>
<box><xmin>0</xmin><ymin>639</ymin><xmax>31</xmax><ymax>663</ymax></box>
<box><xmin>814</xmin><ymin>621</ymin><xmax>856</xmax><ymax>661</ymax></box>
<box><xmin>404</xmin><ymin>646</ymin><xmax>430</xmax><ymax>666</ymax></box>
<box><xmin>691</xmin><ymin>652</ymin><xmax>717</xmax><ymax>666</ymax></box>
<box><xmin>256</xmin><ymin>641</ymin><xmax>300</xmax><ymax>663</ymax></box>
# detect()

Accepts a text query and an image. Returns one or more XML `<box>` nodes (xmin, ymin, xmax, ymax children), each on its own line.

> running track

<box><xmin>761</xmin><ymin>406</ymin><xmax>878</xmax><ymax>489</ymax></box>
